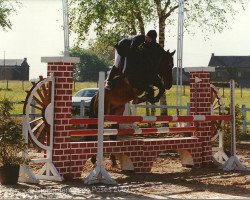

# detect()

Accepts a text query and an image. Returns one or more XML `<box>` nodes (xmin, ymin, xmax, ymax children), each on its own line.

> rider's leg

<box><xmin>105</xmin><ymin>50</ymin><xmax>123</xmax><ymax>90</ymax></box>
<box><xmin>105</xmin><ymin>65</ymin><xmax>120</xmax><ymax>90</ymax></box>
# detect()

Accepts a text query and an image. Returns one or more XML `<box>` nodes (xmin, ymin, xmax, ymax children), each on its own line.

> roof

<box><xmin>0</xmin><ymin>59</ymin><xmax>24</xmax><ymax>67</ymax></box>
<box><xmin>208</xmin><ymin>54</ymin><xmax>250</xmax><ymax>67</ymax></box>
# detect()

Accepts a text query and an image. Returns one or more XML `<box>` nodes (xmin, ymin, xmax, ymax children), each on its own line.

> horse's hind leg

<box><xmin>91</xmin><ymin>155</ymin><xmax>97</xmax><ymax>165</ymax></box>
<box><xmin>109</xmin><ymin>105</ymin><xmax>125</xmax><ymax>166</ymax></box>
<box><xmin>108</xmin><ymin>123</ymin><xmax>118</xmax><ymax>166</ymax></box>
<box><xmin>108</xmin><ymin>104</ymin><xmax>125</xmax><ymax>140</ymax></box>
<box><xmin>109</xmin><ymin>105</ymin><xmax>125</xmax><ymax>140</ymax></box>
<box><xmin>110</xmin><ymin>154</ymin><xmax>117</xmax><ymax>167</ymax></box>
<box><xmin>109</xmin><ymin>124</ymin><xmax>118</xmax><ymax>140</ymax></box>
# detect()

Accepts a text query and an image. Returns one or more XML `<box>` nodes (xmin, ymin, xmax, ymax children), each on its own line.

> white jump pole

<box><xmin>84</xmin><ymin>72</ymin><xmax>117</xmax><ymax>185</ymax></box>
<box><xmin>176</xmin><ymin>0</ymin><xmax>184</xmax><ymax>116</ymax></box>
<box><xmin>223</xmin><ymin>79</ymin><xmax>246</xmax><ymax>171</ymax></box>
<box><xmin>19</xmin><ymin>115</ymin><xmax>39</xmax><ymax>183</ymax></box>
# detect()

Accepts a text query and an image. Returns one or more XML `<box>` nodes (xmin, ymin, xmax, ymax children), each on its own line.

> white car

<box><xmin>72</xmin><ymin>88</ymin><xmax>98</xmax><ymax>116</ymax></box>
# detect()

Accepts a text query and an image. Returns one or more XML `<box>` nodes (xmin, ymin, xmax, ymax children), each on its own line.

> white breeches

<box><xmin>114</xmin><ymin>50</ymin><xmax>127</xmax><ymax>73</ymax></box>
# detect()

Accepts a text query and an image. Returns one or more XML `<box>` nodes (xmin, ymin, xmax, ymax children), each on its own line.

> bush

<box><xmin>0</xmin><ymin>98</ymin><xmax>27</xmax><ymax>166</ymax></box>
<box><xmin>219</xmin><ymin>104</ymin><xmax>244</xmax><ymax>153</ymax></box>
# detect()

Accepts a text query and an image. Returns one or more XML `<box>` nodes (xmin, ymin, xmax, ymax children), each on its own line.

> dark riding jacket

<box><xmin>114</xmin><ymin>35</ymin><xmax>157</xmax><ymax>91</ymax></box>
<box><xmin>114</xmin><ymin>35</ymin><xmax>145</xmax><ymax>57</ymax></box>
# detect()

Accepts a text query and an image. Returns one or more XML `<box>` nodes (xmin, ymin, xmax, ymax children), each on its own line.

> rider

<box><xmin>105</xmin><ymin>30</ymin><xmax>158</xmax><ymax>90</ymax></box>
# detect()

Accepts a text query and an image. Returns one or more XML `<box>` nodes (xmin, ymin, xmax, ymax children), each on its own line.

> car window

<box><xmin>86</xmin><ymin>90</ymin><xmax>98</xmax><ymax>97</ymax></box>
<box><xmin>74</xmin><ymin>90</ymin><xmax>85</xmax><ymax>97</ymax></box>
<box><xmin>74</xmin><ymin>89</ymin><xmax>98</xmax><ymax>97</ymax></box>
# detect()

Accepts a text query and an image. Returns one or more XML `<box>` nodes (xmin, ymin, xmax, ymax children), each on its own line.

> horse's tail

<box><xmin>86</xmin><ymin>93</ymin><xmax>98</xmax><ymax>133</ymax></box>
<box><xmin>84</xmin><ymin>93</ymin><xmax>98</xmax><ymax>142</ymax></box>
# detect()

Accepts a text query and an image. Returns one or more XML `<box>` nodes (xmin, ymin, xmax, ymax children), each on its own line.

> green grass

<box><xmin>1</xmin><ymin>80</ymin><xmax>250</xmax><ymax>119</ymax></box>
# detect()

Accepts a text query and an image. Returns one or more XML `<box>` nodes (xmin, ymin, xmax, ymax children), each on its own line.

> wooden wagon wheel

<box><xmin>210</xmin><ymin>84</ymin><xmax>225</xmax><ymax>138</ymax></box>
<box><xmin>210</xmin><ymin>84</ymin><xmax>229</xmax><ymax>164</ymax></box>
<box><xmin>23</xmin><ymin>75</ymin><xmax>55</xmax><ymax>150</ymax></box>
<box><xmin>21</xmin><ymin>74</ymin><xmax>63</xmax><ymax>182</ymax></box>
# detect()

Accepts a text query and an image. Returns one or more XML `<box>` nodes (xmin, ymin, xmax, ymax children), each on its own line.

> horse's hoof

<box><xmin>91</xmin><ymin>155</ymin><xmax>97</xmax><ymax>165</ymax></box>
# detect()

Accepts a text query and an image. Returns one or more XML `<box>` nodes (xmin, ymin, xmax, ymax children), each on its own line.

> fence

<box><xmin>9</xmin><ymin>100</ymin><xmax>41</xmax><ymax>119</ymax></box>
<box><xmin>130</xmin><ymin>103</ymin><xmax>190</xmax><ymax>116</ymax></box>
<box><xmin>72</xmin><ymin>100</ymin><xmax>86</xmax><ymax>117</ymax></box>
<box><xmin>242</xmin><ymin>104</ymin><xmax>250</xmax><ymax>134</ymax></box>
<box><xmin>8</xmin><ymin>99</ymin><xmax>249</xmax><ymax>134</ymax></box>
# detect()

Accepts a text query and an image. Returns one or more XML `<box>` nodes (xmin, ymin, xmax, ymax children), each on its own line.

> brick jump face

<box><xmin>185</xmin><ymin>67</ymin><xmax>215</xmax><ymax>165</ymax></box>
<box><xmin>70</xmin><ymin>138</ymin><xmax>202</xmax><ymax>178</ymax></box>
<box><xmin>42</xmin><ymin>57</ymin><xmax>213</xmax><ymax>179</ymax></box>
<box><xmin>42</xmin><ymin>57</ymin><xmax>78</xmax><ymax>176</ymax></box>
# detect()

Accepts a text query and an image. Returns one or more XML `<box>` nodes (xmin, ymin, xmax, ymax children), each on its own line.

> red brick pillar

<box><xmin>41</xmin><ymin>57</ymin><xmax>80</xmax><ymax>179</ymax></box>
<box><xmin>184</xmin><ymin>67</ymin><xmax>215</xmax><ymax>165</ymax></box>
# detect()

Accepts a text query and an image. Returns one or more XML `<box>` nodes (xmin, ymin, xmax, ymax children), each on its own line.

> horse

<box><xmin>88</xmin><ymin>44</ymin><xmax>175</xmax><ymax>165</ymax></box>
<box><xmin>90</xmin><ymin>44</ymin><xmax>175</xmax><ymax>117</ymax></box>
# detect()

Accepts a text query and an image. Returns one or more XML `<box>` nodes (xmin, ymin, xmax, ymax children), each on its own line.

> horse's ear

<box><xmin>170</xmin><ymin>50</ymin><xmax>176</xmax><ymax>56</ymax></box>
<box><xmin>167</xmin><ymin>49</ymin><xmax>170</xmax><ymax>53</ymax></box>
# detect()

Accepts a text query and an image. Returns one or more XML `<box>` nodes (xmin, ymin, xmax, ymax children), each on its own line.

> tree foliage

<box><xmin>70</xmin><ymin>47</ymin><xmax>110</xmax><ymax>82</ymax></box>
<box><xmin>88</xmin><ymin>38</ymin><xmax>115</xmax><ymax>67</ymax></box>
<box><xmin>0</xmin><ymin>0</ymin><xmax>18</xmax><ymax>30</ymax></box>
<box><xmin>69</xmin><ymin>0</ymin><xmax>152</xmax><ymax>46</ymax></box>
<box><xmin>69</xmin><ymin>0</ymin><xmax>244</xmax><ymax>48</ymax></box>
<box><xmin>69</xmin><ymin>0</ymin><xmax>244</xmax><ymax>115</ymax></box>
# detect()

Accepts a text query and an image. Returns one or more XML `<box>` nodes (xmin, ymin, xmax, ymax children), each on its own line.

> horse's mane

<box><xmin>143</xmin><ymin>43</ymin><xmax>168</xmax><ymax>58</ymax></box>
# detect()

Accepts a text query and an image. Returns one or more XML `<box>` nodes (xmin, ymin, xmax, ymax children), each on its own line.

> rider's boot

<box><xmin>105</xmin><ymin>65</ymin><xmax>120</xmax><ymax>90</ymax></box>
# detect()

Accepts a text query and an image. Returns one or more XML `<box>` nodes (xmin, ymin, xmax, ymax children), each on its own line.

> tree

<box><xmin>70</xmin><ymin>0</ymin><xmax>243</xmax><ymax>47</ymax></box>
<box><xmin>0</xmin><ymin>0</ymin><xmax>18</xmax><ymax>30</ymax></box>
<box><xmin>69</xmin><ymin>0</ymin><xmax>244</xmax><ymax>114</ymax></box>
<box><xmin>70</xmin><ymin>47</ymin><xmax>109</xmax><ymax>82</ymax></box>
<box><xmin>88</xmin><ymin>38</ymin><xmax>115</xmax><ymax>67</ymax></box>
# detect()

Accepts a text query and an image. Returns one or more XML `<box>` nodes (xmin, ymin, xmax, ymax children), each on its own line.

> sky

<box><xmin>0</xmin><ymin>0</ymin><xmax>250</xmax><ymax>79</ymax></box>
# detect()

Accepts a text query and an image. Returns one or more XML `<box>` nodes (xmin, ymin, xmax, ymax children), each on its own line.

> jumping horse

<box><xmin>90</xmin><ymin>44</ymin><xmax>175</xmax><ymax>118</ymax></box>
<box><xmin>88</xmin><ymin>44</ymin><xmax>175</xmax><ymax>165</ymax></box>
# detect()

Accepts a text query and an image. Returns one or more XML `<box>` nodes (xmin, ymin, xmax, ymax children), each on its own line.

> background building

<box><xmin>0</xmin><ymin>58</ymin><xmax>29</xmax><ymax>81</ymax></box>
<box><xmin>172</xmin><ymin>54</ymin><xmax>250</xmax><ymax>88</ymax></box>
<box><xmin>209</xmin><ymin>53</ymin><xmax>250</xmax><ymax>87</ymax></box>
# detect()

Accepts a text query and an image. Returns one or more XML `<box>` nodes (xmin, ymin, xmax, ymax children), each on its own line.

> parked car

<box><xmin>72</xmin><ymin>88</ymin><xmax>98</xmax><ymax>116</ymax></box>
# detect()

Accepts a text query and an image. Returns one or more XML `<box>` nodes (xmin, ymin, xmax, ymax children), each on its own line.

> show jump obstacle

<box><xmin>19</xmin><ymin>57</ymin><xmax>246</xmax><ymax>184</ymax></box>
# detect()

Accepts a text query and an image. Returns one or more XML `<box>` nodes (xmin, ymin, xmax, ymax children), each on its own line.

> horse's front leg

<box><xmin>134</xmin><ymin>86</ymin><xmax>154</xmax><ymax>104</ymax></box>
<box><xmin>133</xmin><ymin>95</ymin><xmax>147</xmax><ymax>104</ymax></box>
<box><xmin>149</xmin><ymin>78</ymin><xmax>165</xmax><ymax>103</ymax></box>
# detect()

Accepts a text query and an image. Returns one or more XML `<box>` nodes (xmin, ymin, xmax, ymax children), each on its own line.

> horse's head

<box><xmin>142</xmin><ymin>43</ymin><xmax>175</xmax><ymax>90</ymax></box>
<box><xmin>158</xmin><ymin>49</ymin><xmax>175</xmax><ymax>89</ymax></box>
